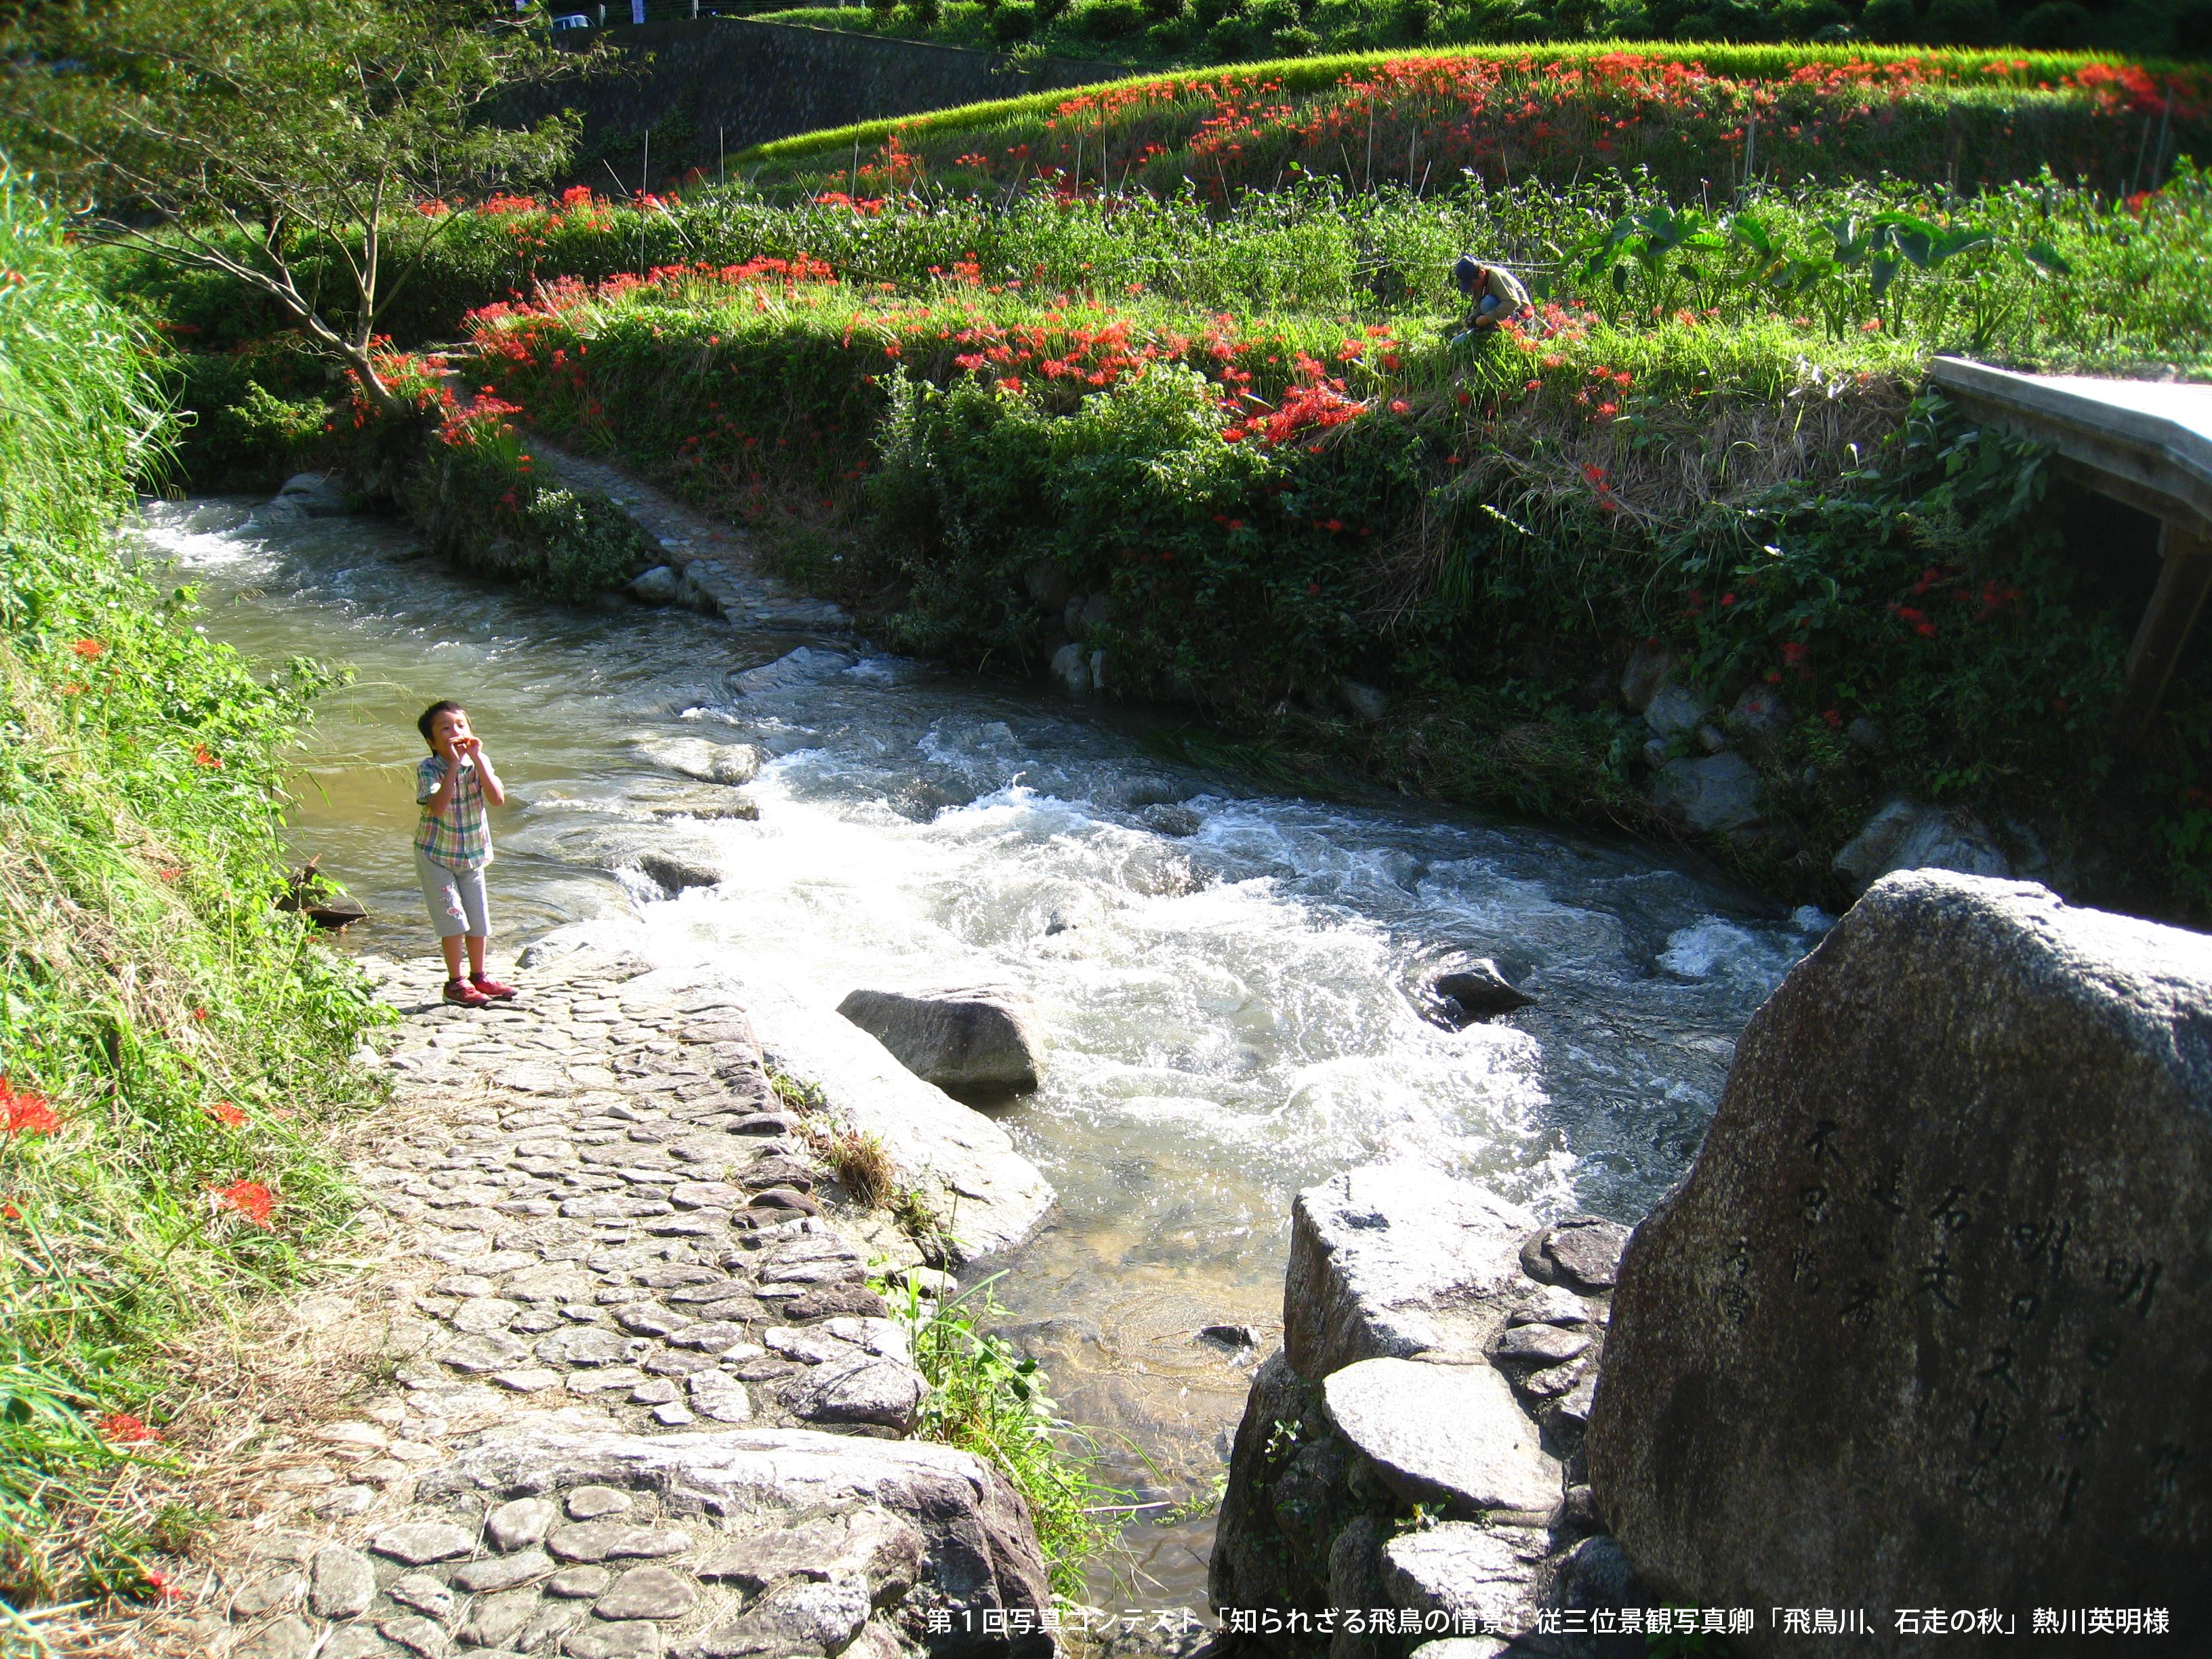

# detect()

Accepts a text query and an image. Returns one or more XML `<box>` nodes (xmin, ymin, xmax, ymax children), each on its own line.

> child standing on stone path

<box><xmin>414</xmin><ymin>699</ymin><xmax>516</xmax><ymax>1008</ymax></box>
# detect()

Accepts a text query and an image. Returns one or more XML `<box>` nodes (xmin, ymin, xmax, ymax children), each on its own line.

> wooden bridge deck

<box><xmin>1929</xmin><ymin>357</ymin><xmax>2212</xmax><ymax>750</ymax></box>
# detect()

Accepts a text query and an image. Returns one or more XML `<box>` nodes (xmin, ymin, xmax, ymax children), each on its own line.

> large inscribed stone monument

<box><xmin>1589</xmin><ymin>871</ymin><xmax>2209</xmax><ymax>1647</ymax></box>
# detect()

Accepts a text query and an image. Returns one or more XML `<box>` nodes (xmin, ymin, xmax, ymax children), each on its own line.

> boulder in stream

<box><xmin>1589</xmin><ymin>870</ymin><xmax>2212</xmax><ymax>1647</ymax></box>
<box><xmin>1830</xmin><ymin>793</ymin><xmax>2011</xmax><ymax>890</ymax></box>
<box><xmin>1048</xmin><ymin>642</ymin><xmax>1090</xmax><ymax>696</ymax></box>
<box><xmin>733</xmin><ymin>976</ymin><xmax>1054</xmax><ymax>1262</ymax></box>
<box><xmin>631</xmin><ymin>734</ymin><xmax>761</xmax><ymax>787</ymax></box>
<box><xmin>1212</xmin><ymin>1163</ymin><xmax>1602</xmax><ymax>1654</ymax></box>
<box><xmin>1425</xmin><ymin>959</ymin><xmax>1532</xmax><ymax>1025</ymax></box>
<box><xmin>731</xmin><ymin>647</ymin><xmax>856</xmax><ymax>697</ymax></box>
<box><xmin>499</xmin><ymin>819</ymin><xmax>735</xmax><ymax>895</ymax></box>
<box><xmin>276</xmin><ymin>471</ymin><xmax>351</xmax><ymax>517</ymax></box>
<box><xmin>628</xmin><ymin>565</ymin><xmax>684</xmax><ymax>605</ymax></box>
<box><xmin>836</xmin><ymin>987</ymin><xmax>1043</xmax><ymax>1096</ymax></box>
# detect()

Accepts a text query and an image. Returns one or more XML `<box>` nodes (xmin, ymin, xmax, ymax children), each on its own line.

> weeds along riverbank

<box><xmin>0</xmin><ymin>188</ymin><xmax>385</xmax><ymax>1605</ymax></box>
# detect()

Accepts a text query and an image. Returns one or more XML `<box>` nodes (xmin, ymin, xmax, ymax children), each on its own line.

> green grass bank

<box><xmin>0</xmin><ymin>185</ymin><xmax>380</xmax><ymax>1610</ymax></box>
<box><xmin>750</xmin><ymin>0</ymin><xmax>2211</xmax><ymax>77</ymax></box>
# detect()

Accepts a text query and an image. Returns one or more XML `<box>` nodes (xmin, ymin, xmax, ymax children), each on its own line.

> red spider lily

<box><xmin>70</xmin><ymin>638</ymin><xmax>105</xmax><ymax>659</ymax></box>
<box><xmin>0</xmin><ymin>1080</ymin><xmax>59</xmax><ymax>1138</ymax></box>
<box><xmin>99</xmin><ymin>1412</ymin><xmax>162</xmax><ymax>1444</ymax></box>
<box><xmin>190</xmin><ymin>745</ymin><xmax>221</xmax><ymax>769</ymax></box>
<box><xmin>214</xmin><ymin>1181</ymin><xmax>276</xmax><ymax>1229</ymax></box>
<box><xmin>209</xmin><ymin>1101</ymin><xmax>247</xmax><ymax>1128</ymax></box>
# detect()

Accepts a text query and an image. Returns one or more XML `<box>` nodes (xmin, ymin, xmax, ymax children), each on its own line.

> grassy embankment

<box><xmin>123</xmin><ymin>45</ymin><xmax>2212</xmax><ymax>922</ymax></box>
<box><xmin>754</xmin><ymin>0</ymin><xmax>2210</xmax><ymax>77</ymax></box>
<box><xmin>0</xmin><ymin>185</ymin><xmax>380</xmax><ymax>1614</ymax></box>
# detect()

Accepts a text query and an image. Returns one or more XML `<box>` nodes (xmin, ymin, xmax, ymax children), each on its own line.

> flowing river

<box><xmin>137</xmin><ymin>496</ymin><xmax>1824</xmax><ymax>1606</ymax></box>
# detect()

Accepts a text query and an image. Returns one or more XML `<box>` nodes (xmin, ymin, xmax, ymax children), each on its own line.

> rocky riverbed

<box><xmin>155</xmin><ymin>941</ymin><xmax>1057</xmax><ymax>1659</ymax></box>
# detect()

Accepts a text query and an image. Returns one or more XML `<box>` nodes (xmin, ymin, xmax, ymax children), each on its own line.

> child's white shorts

<box><xmin>416</xmin><ymin>848</ymin><xmax>489</xmax><ymax>939</ymax></box>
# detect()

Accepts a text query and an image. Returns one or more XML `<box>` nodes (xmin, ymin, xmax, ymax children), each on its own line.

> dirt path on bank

<box><xmin>515</xmin><ymin>428</ymin><xmax>851</xmax><ymax>636</ymax></box>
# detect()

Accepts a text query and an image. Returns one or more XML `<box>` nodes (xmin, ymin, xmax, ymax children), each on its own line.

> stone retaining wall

<box><xmin>548</xmin><ymin>19</ymin><xmax>1124</xmax><ymax>176</ymax></box>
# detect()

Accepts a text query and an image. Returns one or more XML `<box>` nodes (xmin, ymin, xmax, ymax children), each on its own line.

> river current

<box><xmin>136</xmin><ymin>497</ymin><xmax>1823</xmax><ymax>1603</ymax></box>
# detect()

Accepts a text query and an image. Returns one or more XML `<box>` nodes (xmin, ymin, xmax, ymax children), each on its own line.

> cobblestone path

<box><xmin>146</xmin><ymin>943</ymin><xmax>1047</xmax><ymax>1659</ymax></box>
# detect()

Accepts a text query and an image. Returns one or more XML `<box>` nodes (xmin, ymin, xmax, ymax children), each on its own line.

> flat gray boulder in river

<box><xmin>1589</xmin><ymin>869</ymin><xmax>2212</xmax><ymax>1645</ymax></box>
<box><xmin>729</xmin><ymin>975</ymin><xmax>1055</xmax><ymax>1263</ymax></box>
<box><xmin>835</xmin><ymin>986</ymin><xmax>1044</xmax><ymax>1095</ymax></box>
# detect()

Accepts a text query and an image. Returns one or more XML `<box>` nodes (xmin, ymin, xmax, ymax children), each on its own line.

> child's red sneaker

<box><xmin>444</xmin><ymin>977</ymin><xmax>491</xmax><ymax>1007</ymax></box>
<box><xmin>470</xmin><ymin>973</ymin><xmax>518</xmax><ymax>1001</ymax></box>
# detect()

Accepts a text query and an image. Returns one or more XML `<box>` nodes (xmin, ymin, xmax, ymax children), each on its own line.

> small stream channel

<box><xmin>137</xmin><ymin>496</ymin><xmax>1825</xmax><ymax>1607</ymax></box>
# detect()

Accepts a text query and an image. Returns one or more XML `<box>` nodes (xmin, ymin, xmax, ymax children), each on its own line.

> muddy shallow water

<box><xmin>138</xmin><ymin>497</ymin><xmax>1820</xmax><ymax>1605</ymax></box>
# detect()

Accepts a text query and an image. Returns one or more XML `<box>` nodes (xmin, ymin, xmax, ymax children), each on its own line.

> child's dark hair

<box><xmin>417</xmin><ymin>700</ymin><xmax>465</xmax><ymax>747</ymax></box>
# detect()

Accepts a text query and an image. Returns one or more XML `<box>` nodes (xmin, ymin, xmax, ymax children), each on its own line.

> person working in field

<box><xmin>1452</xmin><ymin>255</ymin><xmax>1533</xmax><ymax>343</ymax></box>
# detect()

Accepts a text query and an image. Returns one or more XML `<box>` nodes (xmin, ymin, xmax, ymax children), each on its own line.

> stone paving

<box><xmin>192</xmin><ymin>943</ymin><xmax>1050</xmax><ymax>1659</ymax></box>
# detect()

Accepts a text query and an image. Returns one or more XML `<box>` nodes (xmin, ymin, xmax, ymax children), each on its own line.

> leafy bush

<box><xmin>521</xmin><ymin>487</ymin><xmax>659</xmax><ymax>594</ymax></box>
<box><xmin>157</xmin><ymin>335</ymin><xmax>343</xmax><ymax>489</ymax></box>
<box><xmin>1077</xmin><ymin>0</ymin><xmax>1147</xmax><ymax>35</ymax></box>
<box><xmin>412</xmin><ymin>388</ymin><xmax>656</xmax><ymax>600</ymax></box>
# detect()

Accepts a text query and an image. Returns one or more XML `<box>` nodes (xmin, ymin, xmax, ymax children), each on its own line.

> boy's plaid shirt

<box><xmin>415</xmin><ymin>755</ymin><xmax>492</xmax><ymax>869</ymax></box>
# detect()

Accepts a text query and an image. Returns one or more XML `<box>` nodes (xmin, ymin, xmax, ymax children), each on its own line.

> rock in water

<box><xmin>1284</xmin><ymin>1162</ymin><xmax>1534</xmax><ymax>1377</ymax></box>
<box><xmin>1588</xmin><ymin>870</ymin><xmax>2212</xmax><ymax>1644</ymax></box>
<box><xmin>1212</xmin><ymin>1163</ymin><xmax>1587</xmax><ymax>1650</ymax></box>
<box><xmin>276</xmin><ymin>471</ymin><xmax>350</xmax><ymax>516</ymax></box>
<box><xmin>628</xmin><ymin>565</ymin><xmax>684</xmax><ymax>605</ymax></box>
<box><xmin>1048</xmin><ymin>641</ymin><xmax>1090</xmax><ymax>696</ymax></box>
<box><xmin>1427</xmin><ymin>959</ymin><xmax>1532</xmax><ymax>1025</ymax></box>
<box><xmin>835</xmin><ymin>987</ymin><xmax>1043</xmax><ymax>1094</ymax></box>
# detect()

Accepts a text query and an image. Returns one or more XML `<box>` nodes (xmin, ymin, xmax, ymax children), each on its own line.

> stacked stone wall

<box><xmin>546</xmin><ymin>20</ymin><xmax>1124</xmax><ymax>175</ymax></box>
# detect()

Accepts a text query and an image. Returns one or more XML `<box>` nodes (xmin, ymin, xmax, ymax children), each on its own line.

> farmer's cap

<box><xmin>1453</xmin><ymin>254</ymin><xmax>1486</xmax><ymax>293</ymax></box>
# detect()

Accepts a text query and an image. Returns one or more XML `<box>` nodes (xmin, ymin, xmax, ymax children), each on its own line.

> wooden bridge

<box><xmin>1929</xmin><ymin>357</ymin><xmax>2212</xmax><ymax>750</ymax></box>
